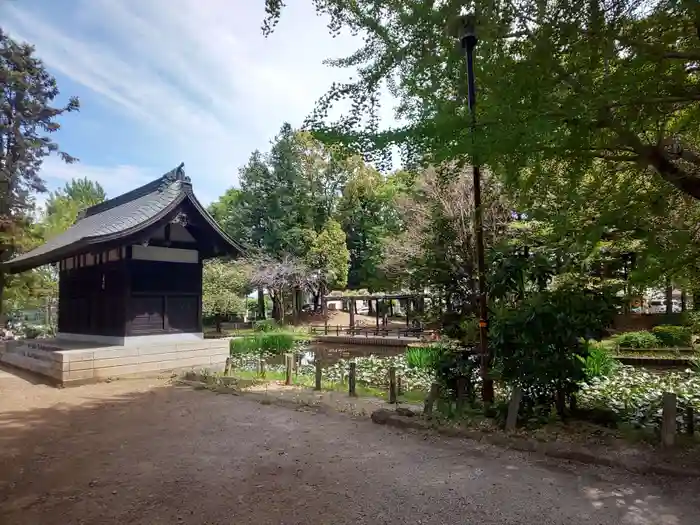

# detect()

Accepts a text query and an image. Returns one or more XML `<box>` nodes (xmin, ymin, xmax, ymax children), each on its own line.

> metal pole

<box><xmin>460</xmin><ymin>17</ymin><xmax>494</xmax><ymax>404</ymax></box>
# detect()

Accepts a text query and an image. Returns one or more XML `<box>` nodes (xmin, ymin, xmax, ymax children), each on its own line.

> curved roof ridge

<box><xmin>78</xmin><ymin>163</ymin><xmax>188</xmax><ymax>220</ymax></box>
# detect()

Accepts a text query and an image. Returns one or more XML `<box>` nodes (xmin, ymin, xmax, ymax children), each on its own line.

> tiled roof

<box><xmin>3</xmin><ymin>164</ymin><xmax>243</xmax><ymax>272</ymax></box>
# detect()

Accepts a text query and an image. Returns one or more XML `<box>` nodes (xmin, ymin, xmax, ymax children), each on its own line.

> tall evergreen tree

<box><xmin>0</xmin><ymin>30</ymin><xmax>79</xmax><ymax>317</ymax></box>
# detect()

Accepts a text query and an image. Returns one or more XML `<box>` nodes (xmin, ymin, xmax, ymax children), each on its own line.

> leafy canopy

<box><xmin>262</xmin><ymin>1</ymin><xmax>700</xmax><ymax>199</ymax></box>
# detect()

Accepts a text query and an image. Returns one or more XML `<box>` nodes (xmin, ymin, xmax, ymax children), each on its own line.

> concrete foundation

<box><xmin>0</xmin><ymin>337</ymin><xmax>230</xmax><ymax>386</ymax></box>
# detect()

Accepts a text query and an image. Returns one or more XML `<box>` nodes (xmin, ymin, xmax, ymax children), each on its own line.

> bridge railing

<box><xmin>308</xmin><ymin>325</ymin><xmax>434</xmax><ymax>339</ymax></box>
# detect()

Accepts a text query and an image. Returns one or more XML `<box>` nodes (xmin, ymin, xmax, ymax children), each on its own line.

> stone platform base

<box><xmin>0</xmin><ymin>337</ymin><xmax>231</xmax><ymax>386</ymax></box>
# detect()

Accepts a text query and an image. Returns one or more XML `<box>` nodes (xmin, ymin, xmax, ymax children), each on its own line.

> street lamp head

<box><xmin>446</xmin><ymin>13</ymin><xmax>478</xmax><ymax>52</ymax></box>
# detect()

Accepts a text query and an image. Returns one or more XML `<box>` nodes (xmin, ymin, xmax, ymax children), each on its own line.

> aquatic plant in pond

<box><xmin>229</xmin><ymin>332</ymin><xmax>296</xmax><ymax>356</ymax></box>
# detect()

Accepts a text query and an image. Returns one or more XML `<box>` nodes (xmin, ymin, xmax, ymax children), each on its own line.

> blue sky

<box><xmin>1</xmin><ymin>0</ymin><xmax>397</xmax><ymax>207</ymax></box>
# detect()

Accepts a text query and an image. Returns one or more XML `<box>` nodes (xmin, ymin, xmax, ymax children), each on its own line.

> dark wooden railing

<box><xmin>308</xmin><ymin>325</ymin><xmax>433</xmax><ymax>339</ymax></box>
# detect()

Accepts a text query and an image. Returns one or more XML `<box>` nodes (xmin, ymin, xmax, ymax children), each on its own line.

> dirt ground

<box><xmin>1</xmin><ymin>366</ymin><xmax>700</xmax><ymax>525</ymax></box>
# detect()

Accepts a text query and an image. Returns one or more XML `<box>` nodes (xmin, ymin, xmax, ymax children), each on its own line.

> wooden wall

<box><xmin>126</xmin><ymin>259</ymin><xmax>202</xmax><ymax>336</ymax></box>
<box><xmin>58</xmin><ymin>259</ymin><xmax>128</xmax><ymax>336</ymax></box>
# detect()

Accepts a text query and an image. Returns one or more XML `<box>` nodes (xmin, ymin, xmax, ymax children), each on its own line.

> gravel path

<box><xmin>0</xmin><ymin>369</ymin><xmax>698</xmax><ymax>524</ymax></box>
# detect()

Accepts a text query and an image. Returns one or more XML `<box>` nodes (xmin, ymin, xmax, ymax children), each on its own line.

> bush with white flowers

<box><xmin>578</xmin><ymin>365</ymin><xmax>700</xmax><ymax>429</ymax></box>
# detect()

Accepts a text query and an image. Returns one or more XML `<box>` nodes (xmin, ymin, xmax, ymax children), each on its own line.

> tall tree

<box><xmin>0</xmin><ymin>30</ymin><xmax>79</xmax><ymax>317</ymax></box>
<box><xmin>202</xmin><ymin>259</ymin><xmax>251</xmax><ymax>332</ymax></box>
<box><xmin>45</xmin><ymin>177</ymin><xmax>105</xmax><ymax>215</ymax></box>
<box><xmin>42</xmin><ymin>177</ymin><xmax>106</xmax><ymax>238</ymax></box>
<box><xmin>336</xmin><ymin>162</ymin><xmax>403</xmax><ymax>291</ymax></box>
<box><xmin>208</xmin><ymin>188</ymin><xmax>250</xmax><ymax>245</ymax></box>
<box><xmin>262</xmin><ymin>1</ymin><xmax>700</xmax><ymax>198</ymax></box>
<box><xmin>305</xmin><ymin>218</ymin><xmax>350</xmax><ymax>307</ymax></box>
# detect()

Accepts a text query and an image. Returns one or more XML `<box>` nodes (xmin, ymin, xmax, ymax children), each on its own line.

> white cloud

<box><xmin>1</xmin><ymin>0</ymin><xmax>399</xmax><ymax>205</ymax></box>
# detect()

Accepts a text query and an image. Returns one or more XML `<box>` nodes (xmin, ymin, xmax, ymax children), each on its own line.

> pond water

<box><xmin>249</xmin><ymin>342</ymin><xmax>408</xmax><ymax>369</ymax></box>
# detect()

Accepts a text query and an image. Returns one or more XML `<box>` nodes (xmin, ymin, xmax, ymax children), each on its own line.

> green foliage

<box><xmin>490</xmin><ymin>287</ymin><xmax>618</xmax><ymax>412</ymax></box>
<box><xmin>263</xmin><ymin>1</ymin><xmax>699</xmax><ymax>199</ymax></box>
<box><xmin>336</xmin><ymin>165</ymin><xmax>405</xmax><ymax>290</ymax></box>
<box><xmin>261</xmin><ymin>0</ymin><xmax>700</xmax><ymax>296</ymax></box>
<box><xmin>683</xmin><ymin>310</ymin><xmax>700</xmax><ymax>334</ymax></box>
<box><xmin>651</xmin><ymin>325</ymin><xmax>693</xmax><ymax>347</ymax></box>
<box><xmin>0</xmin><ymin>29</ymin><xmax>79</xmax><ymax>314</ymax></box>
<box><xmin>405</xmin><ymin>345</ymin><xmax>443</xmax><ymax>371</ymax></box>
<box><xmin>202</xmin><ymin>260</ymin><xmax>250</xmax><ymax>331</ymax></box>
<box><xmin>229</xmin><ymin>332</ymin><xmax>296</xmax><ymax>357</ymax></box>
<box><xmin>613</xmin><ymin>331</ymin><xmax>662</xmax><ymax>349</ymax></box>
<box><xmin>253</xmin><ymin>319</ymin><xmax>278</xmax><ymax>333</ymax></box>
<box><xmin>306</xmin><ymin>219</ymin><xmax>350</xmax><ymax>291</ymax></box>
<box><xmin>578</xmin><ymin>366</ymin><xmax>700</xmax><ymax>429</ymax></box>
<box><xmin>578</xmin><ymin>341</ymin><xmax>619</xmax><ymax>380</ymax></box>
<box><xmin>40</xmin><ymin>178</ymin><xmax>107</xmax><ymax>239</ymax></box>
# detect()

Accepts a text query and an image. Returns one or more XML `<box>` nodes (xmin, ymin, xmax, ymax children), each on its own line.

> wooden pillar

<box><xmin>323</xmin><ymin>295</ymin><xmax>328</xmax><ymax>335</ymax></box>
<box><xmin>314</xmin><ymin>355</ymin><xmax>322</xmax><ymax>391</ymax></box>
<box><xmin>285</xmin><ymin>354</ymin><xmax>293</xmax><ymax>386</ymax></box>
<box><xmin>662</xmin><ymin>392</ymin><xmax>677</xmax><ymax>447</ymax></box>
<box><xmin>375</xmin><ymin>299</ymin><xmax>380</xmax><ymax>329</ymax></box>
<box><xmin>349</xmin><ymin>298</ymin><xmax>355</xmax><ymax>329</ymax></box>
<box><xmin>405</xmin><ymin>298</ymin><xmax>410</xmax><ymax>327</ymax></box>
<box><xmin>348</xmin><ymin>362</ymin><xmax>357</xmax><ymax>397</ymax></box>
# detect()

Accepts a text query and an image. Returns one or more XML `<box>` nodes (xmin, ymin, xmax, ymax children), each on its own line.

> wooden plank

<box><xmin>348</xmin><ymin>362</ymin><xmax>357</xmax><ymax>397</ymax></box>
<box><xmin>661</xmin><ymin>392</ymin><xmax>677</xmax><ymax>447</ymax></box>
<box><xmin>388</xmin><ymin>366</ymin><xmax>397</xmax><ymax>404</ymax></box>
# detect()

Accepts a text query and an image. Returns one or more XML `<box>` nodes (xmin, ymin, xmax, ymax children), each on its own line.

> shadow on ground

<box><xmin>0</xmin><ymin>371</ymin><xmax>698</xmax><ymax>525</ymax></box>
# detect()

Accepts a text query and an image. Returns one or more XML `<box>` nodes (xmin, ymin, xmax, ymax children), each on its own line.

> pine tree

<box><xmin>0</xmin><ymin>29</ymin><xmax>79</xmax><ymax>317</ymax></box>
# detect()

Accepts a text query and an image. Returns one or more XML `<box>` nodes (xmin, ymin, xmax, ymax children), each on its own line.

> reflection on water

<box><xmin>242</xmin><ymin>342</ymin><xmax>409</xmax><ymax>370</ymax></box>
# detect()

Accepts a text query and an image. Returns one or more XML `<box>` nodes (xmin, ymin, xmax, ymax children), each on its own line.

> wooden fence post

<box><xmin>661</xmin><ymin>392</ymin><xmax>677</xmax><ymax>447</ymax></box>
<box><xmin>455</xmin><ymin>377</ymin><xmax>467</xmax><ymax>413</ymax></box>
<box><xmin>285</xmin><ymin>354</ymin><xmax>293</xmax><ymax>386</ymax></box>
<box><xmin>505</xmin><ymin>386</ymin><xmax>523</xmax><ymax>431</ymax></box>
<box><xmin>388</xmin><ymin>367</ymin><xmax>397</xmax><ymax>404</ymax></box>
<box><xmin>348</xmin><ymin>362</ymin><xmax>357</xmax><ymax>397</ymax></box>
<box><xmin>424</xmin><ymin>382</ymin><xmax>440</xmax><ymax>418</ymax></box>
<box><xmin>314</xmin><ymin>357</ymin><xmax>322</xmax><ymax>391</ymax></box>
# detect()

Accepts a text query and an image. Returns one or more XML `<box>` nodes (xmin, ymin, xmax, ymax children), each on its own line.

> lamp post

<box><xmin>449</xmin><ymin>14</ymin><xmax>494</xmax><ymax>404</ymax></box>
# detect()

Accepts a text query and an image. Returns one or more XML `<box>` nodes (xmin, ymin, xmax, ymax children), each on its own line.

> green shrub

<box><xmin>405</xmin><ymin>345</ymin><xmax>443</xmax><ymax>370</ymax></box>
<box><xmin>613</xmin><ymin>331</ymin><xmax>660</xmax><ymax>349</ymax></box>
<box><xmin>490</xmin><ymin>286</ymin><xmax>618</xmax><ymax>416</ymax></box>
<box><xmin>579</xmin><ymin>340</ymin><xmax>618</xmax><ymax>380</ymax></box>
<box><xmin>651</xmin><ymin>325</ymin><xmax>692</xmax><ymax>347</ymax></box>
<box><xmin>229</xmin><ymin>332</ymin><xmax>295</xmax><ymax>357</ymax></box>
<box><xmin>253</xmin><ymin>319</ymin><xmax>278</xmax><ymax>333</ymax></box>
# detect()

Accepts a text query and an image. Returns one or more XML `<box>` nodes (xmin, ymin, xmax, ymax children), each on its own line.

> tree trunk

<box><xmin>271</xmin><ymin>292</ymin><xmax>283</xmax><ymax>321</ymax></box>
<box><xmin>368</xmin><ymin>300</ymin><xmax>374</xmax><ymax>315</ymax></box>
<box><xmin>681</xmin><ymin>290</ymin><xmax>687</xmax><ymax>312</ymax></box>
<box><xmin>313</xmin><ymin>292</ymin><xmax>320</xmax><ymax>312</ymax></box>
<box><xmin>665</xmin><ymin>278</ymin><xmax>674</xmax><ymax>315</ymax></box>
<box><xmin>215</xmin><ymin>316</ymin><xmax>222</xmax><ymax>333</ymax></box>
<box><xmin>257</xmin><ymin>288</ymin><xmax>266</xmax><ymax>320</ymax></box>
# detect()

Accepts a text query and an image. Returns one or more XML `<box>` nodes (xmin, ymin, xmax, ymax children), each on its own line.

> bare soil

<box><xmin>1</xmin><ymin>366</ymin><xmax>699</xmax><ymax>525</ymax></box>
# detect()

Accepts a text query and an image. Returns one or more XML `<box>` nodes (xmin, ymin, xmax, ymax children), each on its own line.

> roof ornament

<box><xmin>171</xmin><ymin>211</ymin><xmax>188</xmax><ymax>227</ymax></box>
<box><xmin>159</xmin><ymin>162</ymin><xmax>191</xmax><ymax>192</ymax></box>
